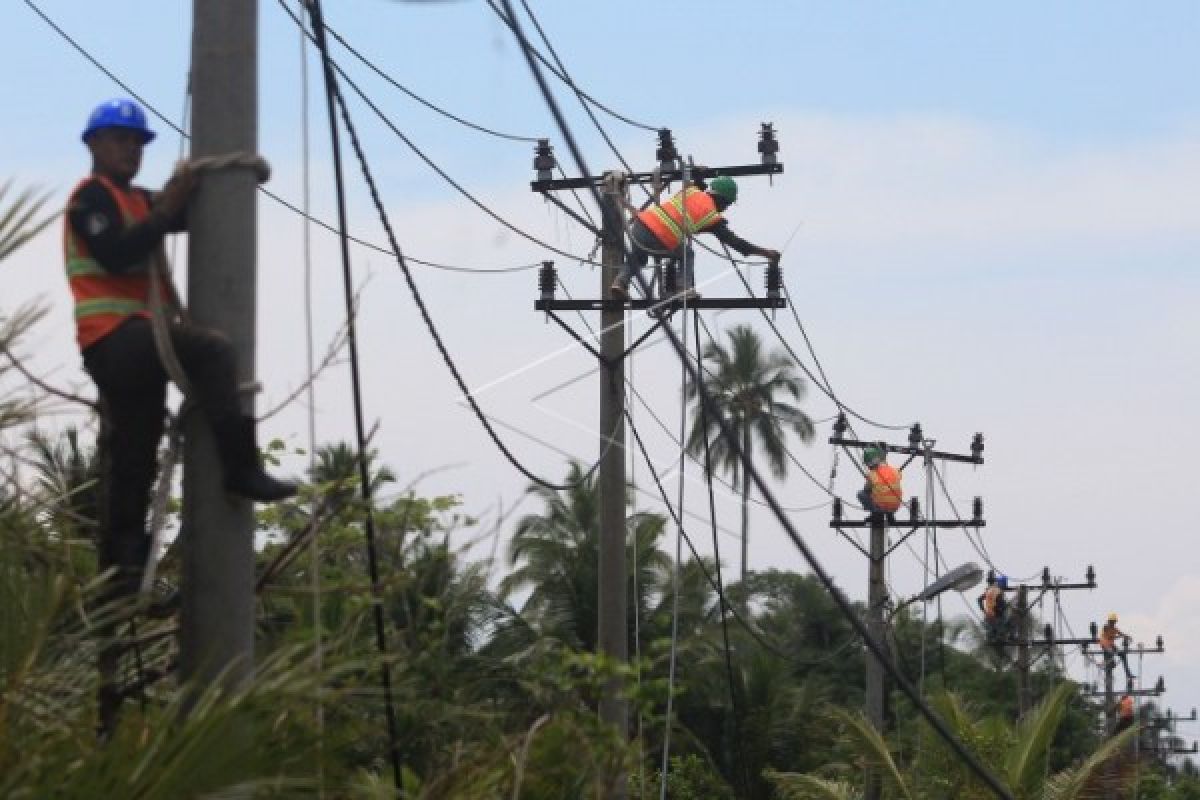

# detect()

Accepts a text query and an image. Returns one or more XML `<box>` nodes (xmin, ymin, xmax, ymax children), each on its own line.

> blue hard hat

<box><xmin>996</xmin><ymin>574</ymin><xmax>1009</xmax><ymax>589</ymax></box>
<box><xmin>82</xmin><ymin>98</ymin><xmax>156</xmax><ymax>144</ymax></box>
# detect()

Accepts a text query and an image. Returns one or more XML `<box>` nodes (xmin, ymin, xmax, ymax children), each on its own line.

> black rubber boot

<box><xmin>215</xmin><ymin>415</ymin><xmax>298</xmax><ymax>503</ymax></box>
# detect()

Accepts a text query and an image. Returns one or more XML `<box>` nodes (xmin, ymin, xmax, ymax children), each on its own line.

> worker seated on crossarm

<box><xmin>856</xmin><ymin>445</ymin><xmax>903</xmax><ymax>522</ymax></box>
<box><xmin>1112</xmin><ymin>693</ymin><xmax>1135</xmax><ymax>737</ymax></box>
<box><xmin>609</xmin><ymin>175</ymin><xmax>780</xmax><ymax>302</ymax></box>
<box><xmin>1099</xmin><ymin>613</ymin><xmax>1135</xmax><ymax>683</ymax></box>
<box><xmin>977</xmin><ymin>574</ymin><xmax>1011</xmax><ymax>644</ymax></box>
<box><xmin>66</xmin><ymin>99</ymin><xmax>298</xmax><ymax>603</ymax></box>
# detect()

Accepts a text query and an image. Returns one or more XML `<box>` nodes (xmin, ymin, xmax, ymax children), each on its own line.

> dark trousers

<box><xmin>84</xmin><ymin>316</ymin><xmax>243</xmax><ymax>734</ymax></box>
<box><xmin>82</xmin><ymin>316</ymin><xmax>242</xmax><ymax>597</ymax></box>
<box><xmin>617</xmin><ymin>219</ymin><xmax>696</xmax><ymax>288</ymax></box>
<box><xmin>1104</xmin><ymin>647</ymin><xmax>1134</xmax><ymax>682</ymax></box>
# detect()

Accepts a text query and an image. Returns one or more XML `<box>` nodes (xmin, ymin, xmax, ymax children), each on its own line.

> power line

<box><xmin>498</xmin><ymin>6</ymin><xmax>1014</xmax><ymax>795</ymax></box>
<box><xmin>484</xmin><ymin>0</ymin><xmax>659</xmax><ymax>133</ymax></box>
<box><xmin>23</xmin><ymin>0</ymin><xmax>542</xmax><ymax>276</ymax></box>
<box><xmin>320</xmin><ymin>10</ymin><xmax>541</xmax><ymax>143</ymax></box>
<box><xmin>276</xmin><ymin>0</ymin><xmax>605</xmax><ymax>268</ymax></box>
<box><xmin>306</xmin><ymin>4</ymin><xmax>602</xmax><ymax>493</ymax></box>
<box><xmin>306</xmin><ymin>0</ymin><xmax>403</xmax><ymax>788</ymax></box>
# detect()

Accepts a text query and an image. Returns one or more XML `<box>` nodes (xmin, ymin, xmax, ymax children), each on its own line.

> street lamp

<box><xmin>889</xmin><ymin>562</ymin><xmax>983</xmax><ymax>620</ymax></box>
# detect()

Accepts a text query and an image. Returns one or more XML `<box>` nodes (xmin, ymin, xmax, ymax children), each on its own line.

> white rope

<box><xmin>658</xmin><ymin>173</ymin><xmax>694</xmax><ymax>797</ymax></box>
<box><xmin>298</xmin><ymin>2</ymin><xmax>325</xmax><ymax>794</ymax></box>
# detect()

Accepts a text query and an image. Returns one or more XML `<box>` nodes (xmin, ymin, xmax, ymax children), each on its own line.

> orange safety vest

<box><xmin>1098</xmin><ymin>624</ymin><xmax>1120</xmax><ymax>651</ymax></box>
<box><xmin>637</xmin><ymin>187</ymin><xmax>723</xmax><ymax>251</ymax></box>
<box><xmin>64</xmin><ymin>175</ymin><xmax>166</xmax><ymax>350</ymax></box>
<box><xmin>867</xmin><ymin>464</ymin><xmax>903</xmax><ymax>512</ymax></box>
<box><xmin>1118</xmin><ymin>696</ymin><xmax>1134</xmax><ymax>720</ymax></box>
<box><xmin>982</xmin><ymin>586</ymin><xmax>1002</xmax><ymax>619</ymax></box>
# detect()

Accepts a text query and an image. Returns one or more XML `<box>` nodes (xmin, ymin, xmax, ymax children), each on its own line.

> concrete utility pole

<box><xmin>529</xmin><ymin>133</ymin><xmax>783</xmax><ymax>800</ymax></box>
<box><xmin>1015</xmin><ymin>586</ymin><xmax>1032</xmax><ymax>717</ymax></box>
<box><xmin>865</xmin><ymin>513</ymin><xmax>888</xmax><ymax>800</ymax></box>
<box><xmin>181</xmin><ymin>0</ymin><xmax>258</xmax><ymax>689</ymax></box>
<box><xmin>596</xmin><ymin>172</ymin><xmax>629</xmax><ymax>800</ymax></box>
<box><xmin>828</xmin><ymin>417</ymin><xmax>986</xmax><ymax>800</ymax></box>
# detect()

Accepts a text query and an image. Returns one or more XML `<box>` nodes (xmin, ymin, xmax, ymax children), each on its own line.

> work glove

<box><xmin>154</xmin><ymin>161</ymin><xmax>198</xmax><ymax>219</ymax></box>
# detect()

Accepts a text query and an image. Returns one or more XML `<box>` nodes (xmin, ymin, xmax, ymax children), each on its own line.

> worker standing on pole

<box><xmin>65</xmin><ymin>98</ymin><xmax>297</xmax><ymax>605</ymax></box>
<box><xmin>976</xmin><ymin>574</ymin><xmax>1011</xmax><ymax>644</ymax></box>
<box><xmin>857</xmin><ymin>445</ymin><xmax>903</xmax><ymax>521</ymax></box>
<box><xmin>609</xmin><ymin>175</ymin><xmax>780</xmax><ymax>301</ymax></box>
<box><xmin>1099</xmin><ymin>613</ymin><xmax>1135</xmax><ymax>683</ymax></box>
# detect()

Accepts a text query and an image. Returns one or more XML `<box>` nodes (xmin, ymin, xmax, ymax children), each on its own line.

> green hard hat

<box><xmin>708</xmin><ymin>175</ymin><xmax>738</xmax><ymax>204</ymax></box>
<box><xmin>863</xmin><ymin>446</ymin><xmax>885</xmax><ymax>466</ymax></box>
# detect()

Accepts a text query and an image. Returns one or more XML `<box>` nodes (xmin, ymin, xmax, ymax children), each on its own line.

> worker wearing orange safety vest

<box><xmin>1098</xmin><ymin>613</ymin><xmax>1134</xmax><ymax>682</ymax></box>
<box><xmin>66</xmin><ymin>99</ymin><xmax>297</xmax><ymax>604</ymax></box>
<box><xmin>856</xmin><ymin>445</ymin><xmax>903</xmax><ymax>517</ymax></box>
<box><xmin>610</xmin><ymin>175</ymin><xmax>780</xmax><ymax>301</ymax></box>
<box><xmin>1113</xmin><ymin>694</ymin><xmax>1135</xmax><ymax>736</ymax></box>
<box><xmin>976</xmin><ymin>574</ymin><xmax>1011</xmax><ymax>643</ymax></box>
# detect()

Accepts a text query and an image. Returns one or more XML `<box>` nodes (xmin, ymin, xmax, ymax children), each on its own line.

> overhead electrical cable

<box><xmin>484</xmin><ymin>0</ymin><xmax>659</xmax><ymax>133</ymax></box>
<box><xmin>276</xmin><ymin>0</ymin><xmax>605</xmax><ymax>268</ymax></box>
<box><xmin>498</xmin><ymin>4</ymin><xmax>1015</xmax><ymax>794</ymax></box>
<box><xmin>320</xmin><ymin>13</ymin><xmax>541</xmax><ymax>142</ymax></box>
<box><xmin>24</xmin><ymin>0</ymin><xmax>541</xmax><ymax>276</ymax></box>
<box><xmin>307</xmin><ymin>4</ymin><xmax>604</xmax><ymax>492</ymax></box>
<box><xmin>306</xmin><ymin>0</ymin><xmax>403</xmax><ymax>789</ymax></box>
<box><xmin>693</xmin><ymin>310</ymin><xmax>751</xmax><ymax>797</ymax></box>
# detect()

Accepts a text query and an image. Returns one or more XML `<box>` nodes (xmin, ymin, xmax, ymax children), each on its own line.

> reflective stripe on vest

<box><xmin>638</xmin><ymin>187</ymin><xmax>722</xmax><ymax>250</ymax></box>
<box><xmin>1119</xmin><ymin>697</ymin><xmax>1134</xmax><ymax>719</ymax></box>
<box><xmin>63</xmin><ymin>175</ymin><xmax>159</xmax><ymax>349</ymax></box>
<box><xmin>868</xmin><ymin>464</ymin><xmax>903</xmax><ymax>511</ymax></box>
<box><xmin>983</xmin><ymin>587</ymin><xmax>1001</xmax><ymax>618</ymax></box>
<box><xmin>1099</xmin><ymin>625</ymin><xmax>1118</xmax><ymax>650</ymax></box>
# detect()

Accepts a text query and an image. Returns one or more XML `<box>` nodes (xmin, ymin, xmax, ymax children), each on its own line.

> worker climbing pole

<box><xmin>65</xmin><ymin>94</ymin><xmax>297</xmax><ymax>733</ymax></box>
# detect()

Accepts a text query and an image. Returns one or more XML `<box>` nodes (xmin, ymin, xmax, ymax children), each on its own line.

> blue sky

<box><xmin>4</xmin><ymin>0</ymin><xmax>1200</xmax><ymax>742</ymax></box>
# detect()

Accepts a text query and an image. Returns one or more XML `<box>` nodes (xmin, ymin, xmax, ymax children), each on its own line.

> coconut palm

<box><xmin>768</xmin><ymin>682</ymin><xmax>1139</xmax><ymax>800</ymax></box>
<box><xmin>687</xmin><ymin>324</ymin><xmax>814</xmax><ymax>582</ymax></box>
<box><xmin>0</xmin><ymin>180</ymin><xmax>57</xmax><ymax>263</ymax></box>
<box><xmin>499</xmin><ymin>461</ymin><xmax>670</xmax><ymax>654</ymax></box>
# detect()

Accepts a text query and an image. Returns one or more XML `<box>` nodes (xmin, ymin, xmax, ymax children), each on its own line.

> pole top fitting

<box><xmin>833</xmin><ymin>412</ymin><xmax>848</xmax><ymax>436</ymax></box>
<box><xmin>656</xmin><ymin>128</ymin><xmax>679</xmax><ymax>171</ymax></box>
<box><xmin>758</xmin><ymin>122</ymin><xmax>779</xmax><ymax>166</ymax></box>
<box><xmin>971</xmin><ymin>432</ymin><xmax>984</xmax><ymax>462</ymax></box>
<box><xmin>909</xmin><ymin>423</ymin><xmax>923</xmax><ymax>448</ymax></box>
<box><xmin>534</xmin><ymin>139</ymin><xmax>556</xmax><ymax>182</ymax></box>
<box><xmin>1086</xmin><ymin>565</ymin><xmax>1096</xmax><ymax>587</ymax></box>
<box><xmin>538</xmin><ymin>261</ymin><xmax>557</xmax><ymax>300</ymax></box>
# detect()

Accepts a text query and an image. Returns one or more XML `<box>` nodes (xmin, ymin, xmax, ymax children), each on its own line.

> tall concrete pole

<box><xmin>1015</xmin><ymin>586</ymin><xmax>1032</xmax><ymax>717</ymax></box>
<box><xmin>1104</xmin><ymin>661</ymin><xmax>1117</xmax><ymax>800</ymax></box>
<box><xmin>180</xmin><ymin>0</ymin><xmax>258</xmax><ymax>689</ymax></box>
<box><xmin>597</xmin><ymin>172</ymin><xmax>628</xmax><ymax>800</ymax></box>
<box><xmin>865</xmin><ymin>513</ymin><xmax>888</xmax><ymax>800</ymax></box>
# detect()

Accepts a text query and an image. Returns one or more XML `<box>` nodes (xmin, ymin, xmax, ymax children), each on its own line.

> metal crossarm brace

<box><xmin>534</xmin><ymin>296</ymin><xmax>787</xmax><ymax>312</ymax></box>
<box><xmin>539</xmin><ymin>191</ymin><xmax>602</xmax><ymax>237</ymax></box>
<box><xmin>1085</xmin><ymin>686</ymin><xmax>1165</xmax><ymax>698</ymax></box>
<box><xmin>544</xmin><ymin>310</ymin><xmax>606</xmax><ymax>365</ymax></box>
<box><xmin>829</xmin><ymin>436</ymin><xmax>984</xmax><ymax>466</ymax></box>
<box><xmin>832</xmin><ymin>518</ymin><xmax>986</xmax><ymax>529</ymax></box>
<box><xmin>532</xmin><ymin>162</ymin><xmax>784</xmax><ymax>193</ymax></box>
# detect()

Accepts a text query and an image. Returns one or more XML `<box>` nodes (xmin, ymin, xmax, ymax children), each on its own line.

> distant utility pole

<box><xmin>829</xmin><ymin>416</ymin><xmax>985</xmax><ymax>800</ymax></box>
<box><xmin>994</xmin><ymin>566</ymin><xmax>1098</xmax><ymax>717</ymax></box>
<box><xmin>596</xmin><ymin>171</ymin><xmax>629</xmax><ymax>786</ymax></box>
<box><xmin>531</xmin><ymin>127</ymin><xmax>783</xmax><ymax>800</ymax></box>
<box><xmin>180</xmin><ymin>0</ymin><xmax>258</xmax><ymax>690</ymax></box>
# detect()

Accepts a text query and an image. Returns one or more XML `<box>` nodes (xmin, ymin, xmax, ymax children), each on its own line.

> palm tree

<box><xmin>767</xmin><ymin>683</ymin><xmax>1139</xmax><ymax>800</ymax></box>
<box><xmin>687</xmin><ymin>325</ymin><xmax>814</xmax><ymax>582</ymax></box>
<box><xmin>499</xmin><ymin>461</ymin><xmax>670</xmax><ymax>653</ymax></box>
